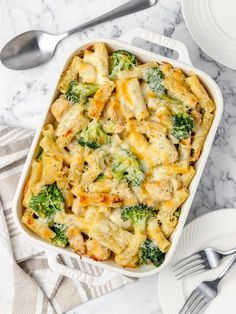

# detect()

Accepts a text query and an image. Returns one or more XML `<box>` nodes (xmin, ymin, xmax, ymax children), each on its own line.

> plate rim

<box><xmin>181</xmin><ymin>0</ymin><xmax>236</xmax><ymax>70</ymax></box>
<box><xmin>158</xmin><ymin>207</ymin><xmax>236</xmax><ymax>314</ymax></box>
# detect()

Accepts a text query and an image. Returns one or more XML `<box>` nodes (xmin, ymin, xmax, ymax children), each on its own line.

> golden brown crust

<box><xmin>22</xmin><ymin>43</ymin><xmax>215</xmax><ymax>268</ymax></box>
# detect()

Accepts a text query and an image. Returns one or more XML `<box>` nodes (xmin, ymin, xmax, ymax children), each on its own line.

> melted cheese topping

<box><xmin>22</xmin><ymin>43</ymin><xmax>215</xmax><ymax>268</ymax></box>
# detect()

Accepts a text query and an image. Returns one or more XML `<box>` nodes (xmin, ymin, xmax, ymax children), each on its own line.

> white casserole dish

<box><xmin>13</xmin><ymin>28</ymin><xmax>223</xmax><ymax>286</ymax></box>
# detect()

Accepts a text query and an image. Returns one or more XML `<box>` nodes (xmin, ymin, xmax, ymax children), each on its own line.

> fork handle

<box><xmin>222</xmin><ymin>247</ymin><xmax>236</xmax><ymax>256</ymax></box>
<box><xmin>216</xmin><ymin>254</ymin><xmax>236</xmax><ymax>282</ymax></box>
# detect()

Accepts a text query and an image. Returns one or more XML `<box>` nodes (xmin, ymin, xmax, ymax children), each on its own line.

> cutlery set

<box><xmin>172</xmin><ymin>247</ymin><xmax>236</xmax><ymax>313</ymax></box>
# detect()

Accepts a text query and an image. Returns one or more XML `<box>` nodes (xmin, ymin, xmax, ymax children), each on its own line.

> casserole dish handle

<box><xmin>120</xmin><ymin>28</ymin><xmax>192</xmax><ymax>65</ymax></box>
<box><xmin>46</xmin><ymin>251</ymin><xmax>119</xmax><ymax>286</ymax></box>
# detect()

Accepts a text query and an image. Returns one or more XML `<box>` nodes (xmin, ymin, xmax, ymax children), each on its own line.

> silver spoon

<box><xmin>0</xmin><ymin>0</ymin><xmax>157</xmax><ymax>70</ymax></box>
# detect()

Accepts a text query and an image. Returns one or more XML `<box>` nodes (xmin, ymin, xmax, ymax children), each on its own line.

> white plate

<box><xmin>181</xmin><ymin>0</ymin><xmax>236</xmax><ymax>70</ymax></box>
<box><xmin>159</xmin><ymin>209</ymin><xmax>236</xmax><ymax>314</ymax></box>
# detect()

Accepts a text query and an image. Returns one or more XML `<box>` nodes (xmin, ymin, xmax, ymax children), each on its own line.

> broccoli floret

<box><xmin>29</xmin><ymin>183</ymin><xmax>64</xmax><ymax>219</ymax></box>
<box><xmin>109</xmin><ymin>50</ymin><xmax>138</xmax><ymax>79</ymax></box>
<box><xmin>144</xmin><ymin>67</ymin><xmax>166</xmax><ymax>96</ymax></box>
<box><xmin>112</xmin><ymin>150</ymin><xmax>144</xmax><ymax>186</ymax></box>
<box><xmin>173</xmin><ymin>208</ymin><xmax>181</xmax><ymax>218</ymax></box>
<box><xmin>101</xmin><ymin>119</ymin><xmax>116</xmax><ymax>134</ymax></box>
<box><xmin>50</xmin><ymin>224</ymin><xmax>68</xmax><ymax>247</ymax></box>
<box><xmin>139</xmin><ymin>239</ymin><xmax>165</xmax><ymax>267</ymax></box>
<box><xmin>121</xmin><ymin>204</ymin><xmax>156</xmax><ymax>233</ymax></box>
<box><xmin>76</xmin><ymin>121</ymin><xmax>109</xmax><ymax>149</ymax></box>
<box><xmin>66</xmin><ymin>80</ymin><xmax>99</xmax><ymax>104</ymax></box>
<box><xmin>172</xmin><ymin>112</ymin><xmax>194</xmax><ymax>139</ymax></box>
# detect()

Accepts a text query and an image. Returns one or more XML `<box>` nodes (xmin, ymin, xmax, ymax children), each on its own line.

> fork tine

<box><xmin>176</xmin><ymin>265</ymin><xmax>205</xmax><ymax>280</ymax></box>
<box><xmin>189</xmin><ymin>294</ymin><xmax>205</xmax><ymax>314</ymax></box>
<box><xmin>185</xmin><ymin>291</ymin><xmax>202</xmax><ymax>314</ymax></box>
<box><xmin>173</xmin><ymin>255</ymin><xmax>201</xmax><ymax>272</ymax></box>
<box><xmin>172</xmin><ymin>253</ymin><xmax>200</xmax><ymax>269</ymax></box>
<box><xmin>175</xmin><ymin>263</ymin><xmax>206</xmax><ymax>280</ymax></box>
<box><xmin>196</xmin><ymin>299</ymin><xmax>208</xmax><ymax>314</ymax></box>
<box><xmin>192</xmin><ymin>296</ymin><xmax>208</xmax><ymax>314</ymax></box>
<box><xmin>179</xmin><ymin>290</ymin><xmax>199</xmax><ymax>314</ymax></box>
<box><xmin>173</xmin><ymin>258</ymin><xmax>204</xmax><ymax>275</ymax></box>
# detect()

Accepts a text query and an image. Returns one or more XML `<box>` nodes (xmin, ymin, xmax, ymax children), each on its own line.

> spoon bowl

<box><xmin>1</xmin><ymin>31</ymin><xmax>62</xmax><ymax>70</ymax></box>
<box><xmin>0</xmin><ymin>0</ymin><xmax>157</xmax><ymax>70</ymax></box>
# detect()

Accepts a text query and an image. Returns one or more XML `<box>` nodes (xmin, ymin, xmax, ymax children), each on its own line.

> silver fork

<box><xmin>172</xmin><ymin>247</ymin><xmax>236</xmax><ymax>280</ymax></box>
<box><xmin>179</xmin><ymin>254</ymin><xmax>236</xmax><ymax>314</ymax></box>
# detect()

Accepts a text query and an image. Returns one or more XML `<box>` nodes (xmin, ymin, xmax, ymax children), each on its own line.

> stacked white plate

<box><xmin>181</xmin><ymin>0</ymin><xmax>236</xmax><ymax>70</ymax></box>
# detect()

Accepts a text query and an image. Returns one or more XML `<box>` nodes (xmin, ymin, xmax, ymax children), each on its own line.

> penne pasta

<box><xmin>58</xmin><ymin>56</ymin><xmax>82</xmax><ymax>93</ymax></box>
<box><xmin>186</xmin><ymin>75</ymin><xmax>216</xmax><ymax>113</ymax></box>
<box><xmin>22</xmin><ymin>43</ymin><xmax>215</xmax><ymax>269</ymax></box>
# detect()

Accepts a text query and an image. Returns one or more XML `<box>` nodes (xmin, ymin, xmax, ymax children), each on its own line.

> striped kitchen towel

<box><xmin>0</xmin><ymin>125</ymin><xmax>134</xmax><ymax>314</ymax></box>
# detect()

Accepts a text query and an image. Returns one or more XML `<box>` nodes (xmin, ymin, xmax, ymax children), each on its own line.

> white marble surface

<box><xmin>1</xmin><ymin>0</ymin><xmax>236</xmax><ymax>313</ymax></box>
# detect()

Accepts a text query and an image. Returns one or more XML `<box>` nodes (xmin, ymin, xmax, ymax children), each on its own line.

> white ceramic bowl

<box><xmin>12</xmin><ymin>28</ymin><xmax>223</xmax><ymax>286</ymax></box>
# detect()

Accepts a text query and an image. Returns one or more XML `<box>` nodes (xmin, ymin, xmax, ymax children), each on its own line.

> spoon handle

<box><xmin>65</xmin><ymin>0</ymin><xmax>157</xmax><ymax>37</ymax></box>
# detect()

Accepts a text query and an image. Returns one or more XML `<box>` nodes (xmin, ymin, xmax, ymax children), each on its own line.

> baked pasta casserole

<box><xmin>22</xmin><ymin>43</ymin><xmax>215</xmax><ymax>268</ymax></box>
